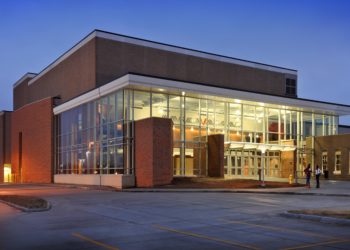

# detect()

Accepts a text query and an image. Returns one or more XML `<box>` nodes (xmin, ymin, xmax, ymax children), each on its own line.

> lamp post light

<box><xmin>261</xmin><ymin>148</ymin><xmax>266</xmax><ymax>187</ymax></box>
<box><xmin>258</xmin><ymin>145</ymin><xmax>270</xmax><ymax>187</ymax></box>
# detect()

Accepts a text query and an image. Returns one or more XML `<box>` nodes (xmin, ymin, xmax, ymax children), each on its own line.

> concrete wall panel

<box><xmin>54</xmin><ymin>174</ymin><xmax>135</xmax><ymax>189</ymax></box>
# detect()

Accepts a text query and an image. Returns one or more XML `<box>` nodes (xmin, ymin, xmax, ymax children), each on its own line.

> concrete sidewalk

<box><xmin>293</xmin><ymin>179</ymin><xmax>350</xmax><ymax>195</ymax></box>
<box><xmin>1</xmin><ymin>179</ymin><xmax>349</xmax><ymax>196</ymax></box>
<box><xmin>124</xmin><ymin>179</ymin><xmax>350</xmax><ymax>196</ymax></box>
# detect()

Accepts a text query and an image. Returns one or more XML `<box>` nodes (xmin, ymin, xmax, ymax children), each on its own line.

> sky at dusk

<box><xmin>1</xmin><ymin>0</ymin><xmax>350</xmax><ymax>123</ymax></box>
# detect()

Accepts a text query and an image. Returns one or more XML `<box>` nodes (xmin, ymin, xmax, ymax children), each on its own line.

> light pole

<box><xmin>258</xmin><ymin>145</ymin><xmax>270</xmax><ymax>187</ymax></box>
<box><xmin>261</xmin><ymin>148</ymin><xmax>266</xmax><ymax>187</ymax></box>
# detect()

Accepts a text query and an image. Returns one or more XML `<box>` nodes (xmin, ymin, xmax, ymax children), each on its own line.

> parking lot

<box><xmin>0</xmin><ymin>184</ymin><xmax>350</xmax><ymax>250</ymax></box>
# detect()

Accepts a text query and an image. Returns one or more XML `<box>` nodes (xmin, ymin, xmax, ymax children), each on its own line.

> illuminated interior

<box><xmin>129</xmin><ymin>89</ymin><xmax>338</xmax><ymax>178</ymax></box>
<box><xmin>55</xmin><ymin>84</ymin><xmax>339</xmax><ymax>179</ymax></box>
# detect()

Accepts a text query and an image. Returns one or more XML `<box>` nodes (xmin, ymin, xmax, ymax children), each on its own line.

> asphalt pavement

<box><xmin>0</xmin><ymin>181</ymin><xmax>350</xmax><ymax>250</ymax></box>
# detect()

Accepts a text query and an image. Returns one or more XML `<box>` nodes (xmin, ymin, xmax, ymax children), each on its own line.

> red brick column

<box><xmin>208</xmin><ymin>134</ymin><xmax>224</xmax><ymax>177</ymax></box>
<box><xmin>11</xmin><ymin>98</ymin><xmax>53</xmax><ymax>183</ymax></box>
<box><xmin>134</xmin><ymin>117</ymin><xmax>173</xmax><ymax>187</ymax></box>
<box><xmin>0</xmin><ymin>112</ymin><xmax>11</xmax><ymax>183</ymax></box>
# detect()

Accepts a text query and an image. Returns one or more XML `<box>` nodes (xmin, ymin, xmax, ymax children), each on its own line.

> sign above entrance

<box><xmin>225</xmin><ymin>141</ymin><xmax>296</xmax><ymax>152</ymax></box>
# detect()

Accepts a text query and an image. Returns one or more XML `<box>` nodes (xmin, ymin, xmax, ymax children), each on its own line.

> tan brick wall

<box><xmin>281</xmin><ymin>140</ymin><xmax>295</xmax><ymax>178</ymax></box>
<box><xmin>314</xmin><ymin>134</ymin><xmax>350</xmax><ymax>180</ymax></box>
<box><xmin>135</xmin><ymin>117</ymin><xmax>173</xmax><ymax>187</ymax></box>
<box><xmin>11</xmin><ymin>98</ymin><xmax>53</xmax><ymax>183</ymax></box>
<box><xmin>208</xmin><ymin>134</ymin><xmax>224</xmax><ymax>177</ymax></box>
<box><xmin>281</xmin><ymin>151</ymin><xmax>295</xmax><ymax>178</ymax></box>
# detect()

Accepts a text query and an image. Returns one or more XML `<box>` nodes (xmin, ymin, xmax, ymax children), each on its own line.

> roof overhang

<box><xmin>53</xmin><ymin>74</ymin><xmax>350</xmax><ymax>116</ymax></box>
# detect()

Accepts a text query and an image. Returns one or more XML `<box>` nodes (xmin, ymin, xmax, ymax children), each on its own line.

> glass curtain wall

<box><xmin>55</xmin><ymin>87</ymin><xmax>339</xmax><ymax>177</ymax></box>
<box><xmin>126</xmin><ymin>89</ymin><xmax>338</xmax><ymax>177</ymax></box>
<box><xmin>55</xmin><ymin>90</ymin><xmax>132</xmax><ymax>175</ymax></box>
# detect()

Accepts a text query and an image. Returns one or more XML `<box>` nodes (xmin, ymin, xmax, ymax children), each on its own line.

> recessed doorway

<box><xmin>4</xmin><ymin>164</ymin><xmax>12</xmax><ymax>182</ymax></box>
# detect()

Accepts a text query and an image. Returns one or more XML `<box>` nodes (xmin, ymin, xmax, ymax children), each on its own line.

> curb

<box><xmin>0</xmin><ymin>183</ymin><xmax>119</xmax><ymax>192</ymax></box>
<box><xmin>121</xmin><ymin>188</ymin><xmax>350</xmax><ymax>197</ymax></box>
<box><xmin>2</xmin><ymin>183</ymin><xmax>349</xmax><ymax>197</ymax></box>
<box><xmin>48</xmin><ymin>184</ymin><xmax>118</xmax><ymax>192</ymax></box>
<box><xmin>280</xmin><ymin>211</ymin><xmax>350</xmax><ymax>226</ymax></box>
<box><xmin>0</xmin><ymin>199</ymin><xmax>52</xmax><ymax>213</ymax></box>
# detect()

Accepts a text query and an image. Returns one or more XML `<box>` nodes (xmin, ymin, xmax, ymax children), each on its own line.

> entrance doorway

<box><xmin>4</xmin><ymin>164</ymin><xmax>12</xmax><ymax>182</ymax></box>
<box><xmin>224</xmin><ymin>149</ymin><xmax>281</xmax><ymax>178</ymax></box>
<box><xmin>173</xmin><ymin>142</ymin><xmax>207</xmax><ymax>176</ymax></box>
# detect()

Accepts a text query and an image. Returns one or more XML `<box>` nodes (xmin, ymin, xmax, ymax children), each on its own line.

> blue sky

<box><xmin>1</xmin><ymin>0</ymin><xmax>350</xmax><ymax>123</ymax></box>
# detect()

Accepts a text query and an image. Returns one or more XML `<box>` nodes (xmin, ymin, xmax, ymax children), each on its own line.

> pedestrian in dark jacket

<box><xmin>304</xmin><ymin>164</ymin><xmax>312</xmax><ymax>188</ymax></box>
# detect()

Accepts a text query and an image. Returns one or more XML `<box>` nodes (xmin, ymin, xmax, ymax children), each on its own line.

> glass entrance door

<box><xmin>224</xmin><ymin>150</ymin><xmax>243</xmax><ymax>177</ymax></box>
<box><xmin>267</xmin><ymin>151</ymin><xmax>281</xmax><ymax>178</ymax></box>
<box><xmin>224</xmin><ymin>149</ymin><xmax>281</xmax><ymax>179</ymax></box>
<box><xmin>232</xmin><ymin>151</ymin><xmax>242</xmax><ymax>176</ymax></box>
<box><xmin>242</xmin><ymin>151</ymin><xmax>257</xmax><ymax>176</ymax></box>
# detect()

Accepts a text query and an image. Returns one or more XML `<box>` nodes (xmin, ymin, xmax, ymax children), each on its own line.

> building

<box><xmin>0</xmin><ymin>111</ymin><xmax>11</xmax><ymax>183</ymax></box>
<box><xmin>1</xmin><ymin>29</ymin><xmax>350</xmax><ymax>188</ymax></box>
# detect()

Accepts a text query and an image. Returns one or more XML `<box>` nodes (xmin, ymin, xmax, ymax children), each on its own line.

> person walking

<box><xmin>304</xmin><ymin>164</ymin><xmax>312</xmax><ymax>188</ymax></box>
<box><xmin>315</xmin><ymin>165</ymin><xmax>322</xmax><ymax>188</ymax></box>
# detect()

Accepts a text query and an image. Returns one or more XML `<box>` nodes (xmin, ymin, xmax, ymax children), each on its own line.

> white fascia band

<box><xmin>53</xmin><ymin>75</ymin><xmax>129</xmax><ymax>114</ymax></box>
<box><xmin>53</xmin><ymin>74</ymin><xmax>350</xmax><ymax>116</ymax></box>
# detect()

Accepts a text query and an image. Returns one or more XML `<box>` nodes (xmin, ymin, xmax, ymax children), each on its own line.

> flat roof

<box><xmin>25</xmin><ymin>29</ymin><xmax>297</xmax><ymax>87</ymax></box>
<box><xmin>13</xmin><ymin>72</ymin><xmax>37</xmax><ymax>88</ymax></box>
<box><xmin>54</xmin><ymin>73</ymin><xmax>350</xmax><ymax>116</ymax></box>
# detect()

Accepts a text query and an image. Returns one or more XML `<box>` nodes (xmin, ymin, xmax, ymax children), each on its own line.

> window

<box><xmin>152</xmin><ymin>93</ymin><xmax>168</xmax><ymax>118</ymax></box>
<box><xmin>334</xmin><ymin>151</ymin><xmax>341</xmax><ymax>174</ymax></box>
<box><xmin>322</xmin><ymin>152</ymin><xmax>327</xmax><ymax>172</ymax></box>
<box><xmin>286</xmin><ymin>78</ymin><xmax>297</xmax><ymax>96</ymax></box>
<box><xmin>302</xmin><ymin>113</ymin><xmax>313</xmax><ymax>137</ymax></box>
<box><xmin>133</xmin><ymin>91</ymin><xmax>151</xmax><ymax>120</ymax></box>
<box><xmin>267</xmin><ymin>108</ymin><xmax>279</xmax><ymax>143</ymax></box>
<box><xmin>314</xmin><ymin>114</ymin><xmax>323</xmax><ymax>136</ymax></box>
<box><xmin>56</xmin><ymin>90</ymin><xmax>127</xmax><ymax>175</ymax></box>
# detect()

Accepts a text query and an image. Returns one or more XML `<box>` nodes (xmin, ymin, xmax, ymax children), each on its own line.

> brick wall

<box><xmin>96</xmin><ymin>37</ymin><xmax>294</xmax><ymax>97</ymax></box>
<box><xmin>313</xmin><ymin>134</ymin><xmax>350</xmax><ymax>180</ymax></box>
<box><xmin>11</xmin><ymin>98</ymin><xmax>53</xmax><ymax>183</ymax></box>
<box><xmin>0</xmin><ymin>113</ymin><xmax>4</xmax><ymax>183</ymax></box>
<box><xmin>281</xmin><ymin>151</ymin><xmax>295</xmax><ymax>178</ymax></box>
<box><xmin>135</xmin><ymin>117</ymin><xmax>173</xmax><ymax>187</ymax></box>
<box><xmin>0</xmin><ymin>112</ymin><xmax>12</xmax><ymax>183</ymax></box>
<box><xmin>281</xmin><ymin>140</ymin><xmax>295</xmax><ymax>178</ymax></box>
<box><xmin>208</xmin><ymin>134</ymin><xmax>224</xmax><ymax>177</ymax></box>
